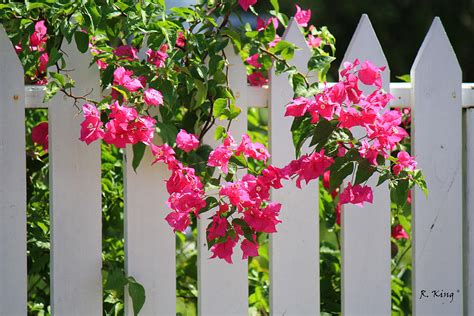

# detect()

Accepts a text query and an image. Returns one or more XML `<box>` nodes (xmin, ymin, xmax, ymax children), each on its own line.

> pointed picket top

<box><xmin>411</xmin><ymin>17</ymin><xmax>461</xmax><ymax>86</ymax></box>
<box><xmin>410</xmin><ymin>16</ymin><xmax>463</xmax><ymax>315</ymax></box>
<box><xmin>340</xmin><ymin>14</ymin><xmax>389</xmax><ymax>90</ymax></box>
<box><xmin>279</xmin><ymin>17</ymin><xmax>311</xmax><ymax>72</ymax></box>
<box><xmin>0</xmin><ymin>26</ymin><xmax>23</xmax><ymax>78</ymax></box>
<box><xmin>0</xmin><ymin>23</ymin><xmax>27</xmax><ymax>316</ymax></box>
<box><xmin>339</xmin><ymin>14</ymin><xmax>391</xmax><ymax>316</ymax></box>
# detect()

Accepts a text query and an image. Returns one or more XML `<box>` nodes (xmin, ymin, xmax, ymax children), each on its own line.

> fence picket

<box><xmin>411</xmin><ymin>17</ymin><xmax>463</xmax><ymax>315</ymax></box>
<box><xmin>124</xmin><ymin>145</ymin><xmax>176</xmax><ymax>315</ymax></box>
<box><xmin>197</xmin><ymin>46</ymin><xmax>249</xmax><ymax>316</ymax></box>
<box><xmin>465</xmin><ymin>109</ymin><xmax>474</xmax><ymax>315</ymax></box>
<box><xmin>339</xmin><ymin>14</ymin><xmax>392</xmax><ymax>315</ymax></box>
<box><xmin>269</xmin><ymin>18</ymin><xmax>320</xmax><ymax>315</ymax></box>
<box><xmin>0</xmin><ymin>26</ymin><xmax>27</xmax><ymax>316</ymax></box>
<box><xmin>49</xmin><ymin>43</ymin><xmax>102</xmax><ymax>315</ymax></box>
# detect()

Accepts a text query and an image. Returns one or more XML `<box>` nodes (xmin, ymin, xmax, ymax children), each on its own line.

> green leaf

<box><xmin>270</xmin><ymin>0</ymin><xmax>280</xmax><ymax>11</ymax></box>
<box><xmin>155</xmin><ymin>121</ymin><xmax>178</xmax><ymax>145</ymax></box>
<box><xmin>228</xmin><ymin>102</ymin><xmax>241</xmax><ymax>119</ymax></box>
<box><xmin>377</xmin><ymin>169</ymin><xmax>391</xmax><ymax>186</ymax></box>
<box><xmin>47</xmin><ymin>47</ymin><xmax>62</xmax><ymax>68</ymax></box>
<box><xmin>127</xmin><ymin>277</ymin><xmax>146</xmax><ymax>316</ymax></box>
<box><xmin>309</xmin><ymin>119</ymin><xmax>336</xmax><ymax>150</ymax></box>
<box><xmin>232</xmin><ymin>218</ymin><xmax>254</xmax><ymax>242</ymax></box>
<box><xmin>74</xmin><ymin>31</ymin><xmax>89</xmax><ymax>53</ymax></box>
<box><xmin>104</xmin><ymin>269</ymin><xmax>128</xmax><ymax>292</ymax></box>
<box><xmin>396</xmin><ymin>74</ymin><xmax>411</xmax><ymax>83</ymax></box>
<box><xmin>390</xmin><ymin>179</ymin><xmax>409</xmax><ymax>207</ymax></box>
<box><xmin>132</xmin><ymin>142</ymin><xmax>146</xmax><ymax>173</ymax></box>
<box><xmin>43</xmin><ymin>81</ymin><xmax>60</xmax><ymax>102</ymax></box>
<box><xmin>329</xmin><ymin>157</ymin><xmax>354</xmax><ymax>192</ymax></box>
<box><xmin>194</xmin><ymin>80</ymin><xmax>207</xmax><ymax>108</ymax></box>
<box><xmin>214</xmin><ymin>126</ymin><xmax>226</xmax><ymax>140</ymax></box>
<box><xmin>412</xmin><ymin>169</ymin><xmax>428</xmax><ymax>197</ymax></box>
<box><xmin>308</xmin><ymin>55</ymin><xmax>335</xmax><ymax>80</ymax></box>
<box><xmin>291</xmin><ymin>116</ymin><xmax>313</xmax><ymax>157</ymax></box>
<box><xmin>354</xmin><ymin>160</ymin><xmax>376</xmax><ymax>185</ymax></box>
<box><xmin>212</xmin><ymin>98</ymin><xmax>227</xmax><ymax>119</ymax></box>
<box><xmin>271</xmin><ymin>40</ymin><xmax>296</xmax><ymax>61</ymax></box>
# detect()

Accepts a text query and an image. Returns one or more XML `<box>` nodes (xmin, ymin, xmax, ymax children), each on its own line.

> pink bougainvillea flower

<box><xmin>207</xmin><ymin>214</ymin><xmax>228</xmax><ymax>240</ymax></box>
<box><xmin>143</xmin><ymin>88</ymin><xmax>164</xmax><ymax>106</ymax></box>
<box><xmin>358</xmin><ymin>140</ymin><xmax>381</xmax><ymax>166</ymax></box>
<box><xmin>241</xmin><ymin>238</ymin><xmax>259</xmax><ymax>259</ymax></box>
<box><xmin>393</xmin><ymin>151</ymin><xmax>417</xmax><ymax>175</ymax></box>
<box><xmin>358</xmin><ymin>60</ymin><xmax>386</xmax><ymax>88</ymax></box>
<box><xmin>260</xmin><ymin>165</ymin><xmax>286</xmax><ymax>189</ymax></box>
<box><xmin>151</xmin><ymin>143</ymin><xmax>177</xmax><ymax>166</ymax></box>
<box><xmin>166</xmin><ymin>166</ymin><xmax>203</xmax><ymax>195</ymax></box>
<box><xmin>96</xmin><ymin>59</ymin><xmax>107</xmax><ymax>70</ymax></box>
<box><xmin>285</xmin><ymin>97</ymin><xmax>312</xmax><ymax>117</ymax></box>
<box><xmin>207</xmin><ymin>143</ymin><xmax>233</xmax><ymax>173</ymax></box>
<box><xmin>176</xmin><ymin>31</ymin><xmax>186</xmax><ymax>48</ymax></box>
<box><xmin>309</xmin><ymin>93</ymin><xmax>335</xmax><ymax>121</ymax></box>
<box><xmin>391</xmin><ymin>224</ymin><xmax>409</xmax><ymax>240</ymax></box>
<box><xmin>238</xmin><ymin>0</ymin><xmax>257</xmax><ymax>11</ymax></box>
<box><xmin>248</xmin><ymin>72</ymin><xmax>268</xmax><ymax>87</ymax></box>
<box><xmin>339</xmin><ymin>182</ymin><xmax>373</xmax><ymax>207</ymax></box>
<box><xmin>246</xmin><ymin>54</ymin><xmax>262</xmax><ymax>68</ymax></box>
<box><xmin>257</xmin><ymin>16</ymin><xmax>279</xmax><ymax>31</ymax></box>
<box><xmin>80</xmin><ymin>103</ymin><xmax>104</xmax><ymax>145</ymax></box>
<box><xmin>127</xmin><ymin>115</ymin><xmax>156</xmax><ymax>145</ymax></box>
<box><xmin>295</xmin><ymin>5</ymin><xmax>311</xmax><ymax>27</ymax></box>
<box><xmin>14</xmin><ymin>44</ymin><xmax>22</xmax><ymax>54</ymax></box>
<box><xmin>340</xmin><ymin>59</ymin><xmax>360</xmax><ymax>78</ymax></box>
<box><xmin>113</xmin><ymin>67</ymin><xmax>143</xmax><ymax>92</ymax></box>
<box><xmin>244</xmin><ymin>202</ymin><xmax>282</xmax><ymax>233</ymax></box>
<box><xmin>295</xmin><ymin>150</ymin><xmax>334</xmax><ymax>188</ymax></box>
<box><xmin>307</xmin><ymin>34</ymin><xmax>322</xmax><ymax>48</ymax></box>
<box><xmin>268</xmin><ymin>35</ymin><xmax>281</xmax><ymax>48</ymax></box>
<box><xmin>335</xmin><ymin>202</ymin><xmax>341</xmax><ymax>226</ymax></box>
<box><xmin>210</xmin><ymin>237</ymin><xmax>237</xmax><ymax>264</ymax></box>
<box><xmin>167</xmin><ymin>191</ymin><xmax>206</xmax><ymax>216</ymax></box>
<box><xmin>146</xmin><ymin>48</ymin><xmax>168</xmax><ymax>68</ymax></box>
<box><xmin>113</xmin><ymin>45</ymin><xmax>138</xmax><ymax>60</ymax></box>
<box><xmin>235</xmin><ymin>134</ymin><xmax>270</xmax><ymax>163</ymax></box>
<box><xmin>29</xmin><ymin>20</ymin><xmax>47</xmax><ymax>50</ymax></box>
<box><xmin>242</xmin><ymin>174</ymin><xmax>271</xmax><ymax>203</ymax></box>
<box><xmin>32</xmin><ymin>122</ymin><xmax>49</xmax><ymax>151</ymax></box>
<box><xmin>103</xmin><ymin>119</ymin><xmax>129</xmax><ymax>148</ymax></box>
<box><xmin>344</xmin><ymin>73</ymin><xmax>363</xmax><ymax>103</ymax></box>
<box><xmin>176</xmin><ymin>129</ymin><xmax>200</xmax><ymax>152</ymax></box>
<box><xmin>165</xmin><ymin>211</ymin><xmax>191</xmax><ymax>232</ymax></box>
<box><xmin>38</xmin><ymin>52</ymin><xmax>49</xmax><ymax>73</ymax></box>
<box><xmin>362</xmin><ymin>90</ymin><xmax>393</xmax><ymax>112</ymax></box>
<box><xmin>220</xmin><ymin>181</ymin><xmax>251</xmax><ymax>207</ymax></box>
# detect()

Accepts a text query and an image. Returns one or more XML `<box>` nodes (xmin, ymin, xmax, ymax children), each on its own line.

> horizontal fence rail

<box><xmin>1</xmin><ymin>13</ymin><xmax>474</xmax><ymax>316</ymax></box>
<box><xmin>26</xmin><ymin>83</ymin><xmax>474</xmax><ymax>110</ymax></box>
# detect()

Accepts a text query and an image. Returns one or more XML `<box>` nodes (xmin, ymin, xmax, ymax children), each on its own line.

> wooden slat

<box><xmin>339</xmin><ymin>14</ymin><xmax>391</xmax><ymax>315</ymax></box>
<box><xmin>269</xmin><ymin>18</ymin><xmax>319</xmax><ymax>316</ymax></box>
<box><xmin>198</xmin><ymin>46</ymin><xmax>249</xmax><ymax>316</ymax></box>
<box><xmin>411</xmin><ymin>17</ymin><xmax>463</xmax><ymax>315</ymax></box>
<box><xmin>247</xmin><ymin>85</ymin><xmax>268</xmax><ymax>108</ymax></box>
<box><xmin>49</xmin><ymin>44</ymin><xmax>102</xmax><ymax>315</ymax></box>
<box><xmin>465</xmin><ymin>109</ymin><xmax>474</xmax><ymax>316</ymax></box>
<box><xmin>124</xmin><ymin>146</ymin><xmax>176</xmax><ymax>315</ymax></box>
<box><xmin>0</xmin><ymin>26</ymin><xmax>27</xmax><ymax>316</ymax></box>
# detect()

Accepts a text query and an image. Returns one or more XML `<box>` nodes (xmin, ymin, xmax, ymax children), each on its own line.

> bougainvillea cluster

<box><xmin>13</xmin><ymin>1</ymin><xmax>425</xmax><ymax>263</ymax></box>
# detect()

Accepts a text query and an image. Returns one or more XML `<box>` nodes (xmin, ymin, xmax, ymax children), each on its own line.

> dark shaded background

<box><xmin>258</xmin><ymin>0</ymin><xmax>474</xmax><ymax>82</ymax></box>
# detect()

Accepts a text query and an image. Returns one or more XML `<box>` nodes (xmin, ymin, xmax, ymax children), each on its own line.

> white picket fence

<box><xmin>1</xmin><ymin>14</ymin><xmax>474</xmax><ymax>316</ymax></box>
